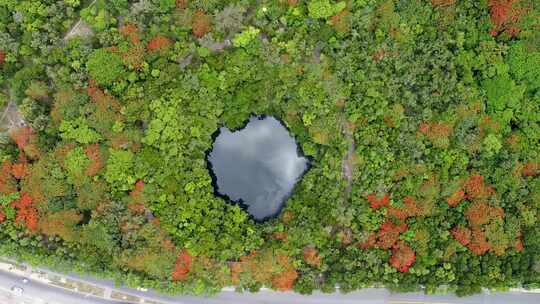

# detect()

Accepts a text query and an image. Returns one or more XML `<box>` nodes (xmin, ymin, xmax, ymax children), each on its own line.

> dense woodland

<box><xmin>0</xmin><ymin>0</ymin><xmax>539</xmax><ymax>296</ymax></box>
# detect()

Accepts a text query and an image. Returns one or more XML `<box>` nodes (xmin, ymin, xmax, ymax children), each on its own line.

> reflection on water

<box><xmin>207</xmin><ymin>116</ymin><xmax>310</xmax><ymax>221</ymax></box>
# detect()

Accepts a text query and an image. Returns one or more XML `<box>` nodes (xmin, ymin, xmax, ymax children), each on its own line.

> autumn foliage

<box><xmin>303</xmin><ymin>246</ymin><xmax>322</xmax><ymax>267</ymax></box>
<box><xmin>0</xmin><ymin>161</ymin><xmax>17</xmax><ymax>194</ymax></box>
<box><xmin>447</xmin><ymin>174</ymin><xmax>515</xmax><ymax>256</ymax></box>
<box><xmin>451</xmin><ymin>226</ymin><xmax>472</xmax><ymax>246</ymax></box>
<box><xmin>176</xmin><ymin>0</ymin><xmax>188</xmax><ymax>9</ymax></box>
<box><xmin>488</xmin><ymin>0</ymin><xmax>524</xmax><ymax>36</ymax></box>
<box><xmin>360</xmin><ymin>220</ymin><xmax>408</xmax><ymax>250</ymax></box>
<box><xmin>11</xmin><ymin>193</ymin><xmax>38</xmax><ymax>231</ymax></box>
<box><xmin>229</xmin><ymin>250</ymin><xmax>298</xmax><ymax>290</ymax></box>
<box><xmin>84</xmin><ymin>144</ymin><xmax>104</xmax><ymax>176</ymax></box>
<box><xmin>147</xmin><ymin>35</ymin><xmax>172</xmax><ymax>52</ymax></box>
<box><xmin>192</xmin><ymin>10</ymin><xmax>211</xmax><ymax>38</ymax></box>
<box><xmin>418</xmin><ymin>121</ymin><xmax>453</xmax><ymax>148</ymax></box>
<box><xmin>0</xmin><ymin>50</ymin><xmax>5</xmax><ymax>66</ymax></box>
<box><xmin>119</xmin><ymin>24</ymin><xmax>145</xmax><ymax>70</ymax></box>
<box><xmin>172</xmin><ymin>250</ymin><xmax>193</xmax><ymax>281</ymax></box>
<box><xmin>367</xmin><ymin>193</ymin><xmax>390</xmax><ymax>209</ymax></box>
<box><xmin>389</xmin><ymin>241</ymin><xmax>416</xmax><ymax>273</ymax></box>
<box><xmin>271</xmin><ymin>255</ymin><xmax>298</xmax><ymax>291</ymax></box>
<box><xmin>522</xmin><ymin>162</ymin><xmax>539</xmax><ymax>177</ymax></box>
<box><xmin>10</xmin><ymin>127</ymin><xmax>41</xmax><ymax>159</ymax></box>
<box><xmin>387</xmin><ymin>196</ymin><xmax>421</xmax><ymax>221</ymax></box>
<box><xmin>447</xmin><ymin>189</ymin><xmax>465</xmax><ymax>207</ymax></box>
<box><xmin>39</xmin><ymin>210</ymin><xmax>82</xmax><ymax>242</ymax></box>
<box><xmin>128</xmin><ymin>180</ymin><xmax>146</xmax><ymax>215</ymax></box>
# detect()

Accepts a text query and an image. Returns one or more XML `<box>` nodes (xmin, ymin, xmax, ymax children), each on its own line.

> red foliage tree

<box><xmin>451</xmin><ymin>226</ymin><xmax>472</xmax><ymax>246</ymax></box>
<box><xmin>119</xmin><ymin>24</ymin><xmax>145</xmax><ymax>70</ymax></box>
<box><xmin>514</xmin><ymin>238</ymin><xmax>524</xmax><ymax>252</ymax></box>
<box><xmin>447</xmin><ymin>189</ymin><xmax>465</xmax><ymax>207</ymax></box>
<box><xmin>389</xmin><ymin>241</ymin><xmax>416</xmax><ymax>273</ymax></box>
<box><xmin>192</xmin><ymin>10</ymin><xmax>211</xmax><ymax>38</ymax></box>
<box><xmin>464</xmin><ymin>174</ymin><xmax>491</xmax><ymax>201</ymax></box>
<box><xmin>386</xmin><ymin>197</ymin><xmax>420</xmax><ymax>221</ymax></box>
<box><xmin>119</xmin><ymin>24</ymin><xmax>140</xmax><ymax>44</ymax></box>
<box><xmin>147</xmin><ymin>35</ymin><xmax>171</xmax><ymax>52</ymax></box>
<box><xmin>0</xmin><ymin>50</ymin><xmax>5</xmax><ymax>66</ymax></box>
<box><xmin>0</xmin><ymin>210</ymin><xmax>5</xmax><ymax>223</ymax></box>
<box><xmin>11</xmin><ymin>160</ymin><xmax>28</xmax><ymax>180</ymax></box>
<box><xmin>374</xmin><ymin>220</ymin><xmax>408</xmax><ymax>249</ymax></box>
<box><xmin>465</xmin><ymin>201</ymin><xmax>491</xmax><ymax>227</ymax></box>
<box><xmin>488</xmin><ymin>0</ymin><xmax>524</xmax><ymax>37</ymax></box>
<box><xmin>172</xmin><ymin>250</ymin><xmax>193</xmax><ymax>281</ymax></box>
<box><xmin>367</xmin><ymin>193</ymin><xmax>390</xmax><ymax>209</ymax></box>
<box><xmin>11</xmin><ymin>193</ymin><xmax>39</xmax><ymax>231</ymax></box>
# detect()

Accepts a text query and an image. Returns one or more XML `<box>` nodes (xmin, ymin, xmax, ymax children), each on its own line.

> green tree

<box><xmin>86</xmin><ymin>48</ymin><xmax>126</xmax><ymax>86</ymax></box>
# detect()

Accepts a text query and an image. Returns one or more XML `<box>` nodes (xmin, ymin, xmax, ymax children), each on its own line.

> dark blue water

<box><xmin>207</xmin><ymin>116</ymin><xmax>310</xmax><ymax>221</ymax></box>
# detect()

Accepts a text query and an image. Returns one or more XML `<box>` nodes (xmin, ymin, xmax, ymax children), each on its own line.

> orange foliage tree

<box><xmin>119</xmin><ymin>24</ymin><xmax>145</xmax><ymax>70</ymax></box>
<box><xmin>360</xmin><ymin>220</ymin><xmax>408</xmax><ymax>250</ymax></box>
<box><xmin>11</xmin><ymin>193</ymin><xmax>39</xmax><ymax>231</ymax></box>
<box><xmin>10</xmin><ymin>126</ymin><xmax>41</xmax><ymax>159</ymax></box>
<box><xmin>303</xmin><ymin>246</ymin><xmax>322</xmax><ymax>267</ymax></box>
<box><xmin>522</xmin><ymin>162</ymin><xmax>539</xmax><ymax>177</ymax></box>
<box><xmin>128</xmin><ymin>180</ymin><xmax>146</xmax><ymax>215</ymax></box>
<box><xmin>85</xmin><ymin>144</ymin><xmax>104</xmax><ymax>176</ymax></box>
<box><xmin>389</xmin><ymin>241</ymin><xmax>416</xmax><ymax>273</ymax></box>
<box><xmin>0</xmin><ymin>160</ymin><xmax>17</xmax><ymax>194</ymax></box>
<box><xmin>39</xmin><ymin>210</ymin><xmax>82</xmax><ymax>242</ymax></box>
<box><xmin>147</xmin><ymin>35</ymin><xmax>172</xmax><ymax>52</ymax></box>
<box><xmin>447</xmin><ymin>189</ymin><xmax>465</xmax><ymax>207</ymax></box>
<box><xmin>451</xmin><ymin>226</ymin><xmax>472</xmax><ymax>246</ymax></box>
<box><xmin>271</xmin><ymin>255</ymin><xmax>298</xmax><ymax>291</ymax></box>
<box><xmin>176</xmin><ymin>0</ymin><xmax>188</xmax><ymax>9</ymax></box>
<box><xmin>192</xmin><ymin>10</ymin><xmax>211</xmax><ymax>38</ymax></box>
<box><xmin>172</xmin><ymin>250</ymin><xmax>193</xmax><ymax>281</ymax></box>
<box><xmin>488</xmin><ymin>0</ymin><xmax>524</xmax><ymax>36</ymax></box>
<box><xmin>417</xmin><ymin>121</ymin><xmax>453</xmax><ymax>148</ymax></box>
<box><xmin>367</xmin><ymin>193</ymin><xmax>390</xmax><ymax>209</ymax></box>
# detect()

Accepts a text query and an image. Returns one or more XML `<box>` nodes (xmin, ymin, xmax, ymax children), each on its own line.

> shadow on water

<box><xmin>206</xmin><ymin>115</ymin><xmax>312</xmax><ymax>222</ymax></box>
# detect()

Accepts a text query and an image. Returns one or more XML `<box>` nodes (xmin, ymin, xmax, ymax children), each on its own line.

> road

<box><xmin>2</xmin><ymin>265</ymin><xmax>539</xmax><ymax>304</ymax></box>
<box><xmin>0</xmin><ymin>268</ymin><xmax>122</xmax><ymax>304</ymax></box>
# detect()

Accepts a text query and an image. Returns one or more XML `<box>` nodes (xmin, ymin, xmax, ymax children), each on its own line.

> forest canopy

<box><xmin>0</xmin><ymin>0</ymin><xmax>539</xmax><ymax>297</ymax></box>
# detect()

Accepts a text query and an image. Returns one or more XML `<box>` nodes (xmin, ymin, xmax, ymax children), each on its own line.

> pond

<box><xmin>207</xmin><ymin>115</ymin><xmax>310</xmax><ymax>222</ymax></box>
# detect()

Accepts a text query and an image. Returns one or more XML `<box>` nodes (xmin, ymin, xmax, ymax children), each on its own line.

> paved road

<box><xmin>31</xmin><ymin>269</ymin><xmax>540</xmax><ymax>304</ymax></box>
<box><xmin>0</xmin><ymin>269</ymin><xmax>122</xmax><ymax>304</ymax></box>
<box><xmin>1</xmin><ymin>263</ymin><xmax>539</xmax><ymax>304</ymax></box>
